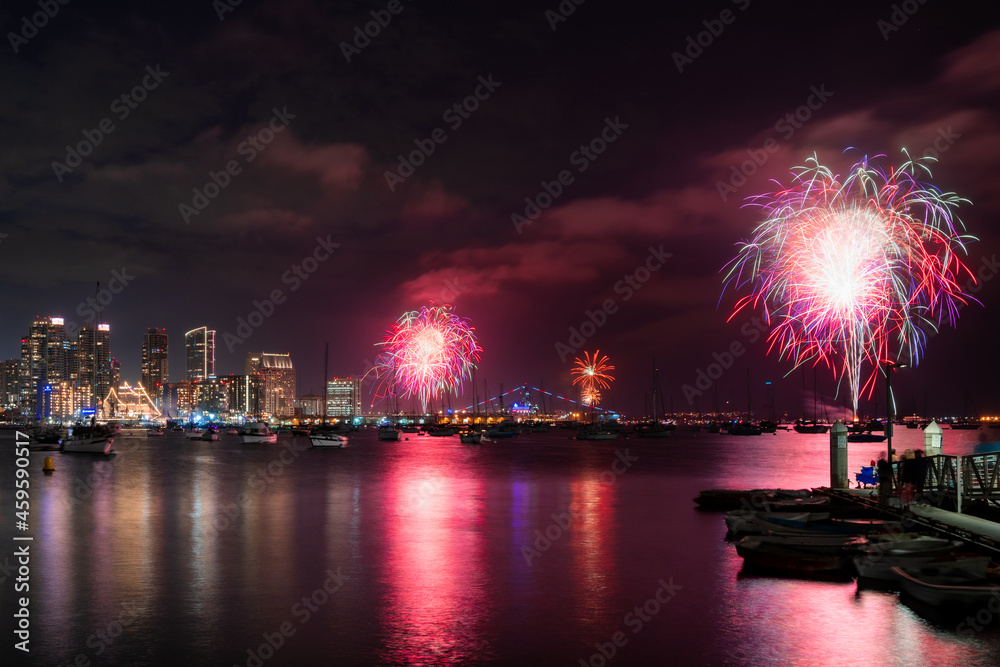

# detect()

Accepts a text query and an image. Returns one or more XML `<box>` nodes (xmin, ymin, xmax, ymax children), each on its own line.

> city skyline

<box><xmin>2</xmin><ymin>2</ymin><xmax>999</xmax><ymax>418</ymax></box>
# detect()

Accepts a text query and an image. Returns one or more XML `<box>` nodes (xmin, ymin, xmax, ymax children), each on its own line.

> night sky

<box><xmin>2</xmin><ymin>0</ymin><xmax>999</xmax><ymax>418</ymax></box>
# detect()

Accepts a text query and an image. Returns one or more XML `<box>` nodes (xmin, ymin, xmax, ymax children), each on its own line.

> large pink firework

<box><xmin>376</xmin><ymin>304</ymin><xmax>481</xmax><ymax>411</ymax></box>
<box><xmin>723</xmin><ymin>151</ymin><xmax>976</xmax><ymax>413</ymax></box>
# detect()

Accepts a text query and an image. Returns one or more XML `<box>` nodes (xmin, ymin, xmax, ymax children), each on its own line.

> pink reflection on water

<box><xmin>378</xmin><ymin>461</ymin><xmax>491</xmax><ymax>665</ymax></box>
<box><xmin>718</xmin><ymin>532</ymin><xmax>993</xmax><ymax>665</ymax></box>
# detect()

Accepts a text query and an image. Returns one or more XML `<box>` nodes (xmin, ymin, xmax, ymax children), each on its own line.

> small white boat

<box><xmin>310</xmin><ymin>432</ymin><xmax>346</xmax><ymax>448</ymax></box>
<box><xmin>146</xmin><ymin>427</ymin><xmax>165</xmax><ymax>437</ymax></box>
<box><xmin>240</xmin><ymin>422</ymin><xmax>278</xmax><ymax>444</ymax></box>
<box><xmin>224</xmin><ymin>428</ymin><xmax>239</xmax><ymax>435</ymax></box>
<box><xmin>893</xmin><ymin>565</ymin><xmax>1000</xmax><ymax>606</ymax></box>
<box><xmin>377</xmin><ymin>426</ymin><xmax>402</xmax><ymax>441</ymax></box>
<box><xmin>460</xmin><ymin>431</ymin><xmax>489</xmax><ymax>444</ymax></box>
<box><xmin>185</xmin><ymin>429</ymin><xmax>205</xmax><ymax>440</ymax></box>
<box><xmin>62</xmin><ymin>426</ymin><xmax>114</xmax><ymax>454</ymax></box>
<box><xmin>199</xmin><ymin>426</ymin><xmax>219</xmax><ymax>441</ymax></box>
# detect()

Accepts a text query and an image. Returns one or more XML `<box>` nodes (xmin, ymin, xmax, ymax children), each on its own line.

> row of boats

<box><xmin>696</xmin><ymin>488</ymin><xmax>1000</xmax><ymax>616</ymax></box>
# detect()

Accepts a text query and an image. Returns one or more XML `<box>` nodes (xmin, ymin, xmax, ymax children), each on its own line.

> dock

<box><xmin>822</xmin><ymin>486</ymin><xmax>1000</xmax><ymax>558</ymax></box>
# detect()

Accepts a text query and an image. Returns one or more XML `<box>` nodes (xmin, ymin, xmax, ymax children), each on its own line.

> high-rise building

<box><xmin>326</xmin><ymin>377</ymin><xmax>361</xmax><ymax>418</ymax></box>
<box><xmin>193</xmin><ymin>377</ymin><xmax>230</xmax><ymax>415</ymax></box>
<box><xmin>163</xmin><ymin>381</ymin><xmax>194</xmax><ymax>418</ymax></box>
<box><xmin>298</xmin><ymin>393</ymin><xmax>323</xmax><ymax>416</ymax></box>
<box><xmin>21</xmin><ymin>316</ymin><xmax>72</xmax><ymax>418</ymax></box>
<box><xmin>141</xmin><ymin>328</ymin><xmax>169</xmax><ymax>403</ymax></box>
<box><xmin>0</xmin><ymin>358</ymin><xmax>20</xmax><ymax>410</ymax></box>
<box><xmin>247</xmin><ymin>352</ymin><xmax>296</xmax><ymax>417</ymax></box>
<box><xmin>77</xmin><ymin>323</ymin><xmax>111</xmax><ymax>411</ymax></box>
<box><xmin>221</xmin><ymin>374</ymin><xmax>263</xmax><ymax>417</ymax></box>
<box><xmin>185</xmin><ymin>326</ymin><xmax>216</xmax><ymax>381</ymax></box>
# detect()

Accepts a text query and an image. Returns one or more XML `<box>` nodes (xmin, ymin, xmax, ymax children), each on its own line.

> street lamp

<box><xmin>885</xmin><ymin>360</ymin><xmax>908</xmax><ymax>467</ymax></box>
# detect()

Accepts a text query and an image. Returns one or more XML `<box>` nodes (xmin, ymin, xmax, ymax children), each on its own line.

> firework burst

<box><xmin>572</xmin><ymin>350</ymin><xmax>615</xmax><ymax>407</ymax></box>
<box><xmin>723</xmin><ymin>151</ymin><xmax>976</xmax><ymax>413</ymax></box>
<box><xmin>375</xmin><ymin>304</ymin><xmax>482</xmax><ymax>411</ymax></box>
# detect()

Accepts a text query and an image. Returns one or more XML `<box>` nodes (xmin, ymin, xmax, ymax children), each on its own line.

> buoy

<box><xmin>43</xmin><ymin>457</ymin><xmax>55</xmax><ymax>473</ymax></box>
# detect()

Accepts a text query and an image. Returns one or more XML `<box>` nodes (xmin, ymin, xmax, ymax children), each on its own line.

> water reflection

<box><xmin>378</xmin><ymin>445</ymin><xmax>492</xmax><ymax>664</ymax></box>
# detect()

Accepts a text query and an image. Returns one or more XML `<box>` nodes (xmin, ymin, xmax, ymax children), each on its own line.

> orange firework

<box><xmin>572</xmin><ymin>351</ymin><xmax>615</xmax><ymax>406</ymax></box>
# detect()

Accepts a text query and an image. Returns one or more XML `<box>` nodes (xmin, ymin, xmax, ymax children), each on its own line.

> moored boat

<box><xmin>310</xmin><ymin>431</ymin><xmax>346</xmax><ymax>448</ymax></box>
<box><xmin>735</xmin><ymin>536</ymin><xmax>855</xmax><ymax>572</ymax></box>
<box><xmin>61</xmin><ymin>424</ymin><xmax>114</xmax><ymax>454</ymax></box>
<box><xmin>377</xmin><ymin>425</ymin><xmax>402</xmax><ymax>441</ymax></box>
<box><xmin>893</xmin><ymin>565</ymin><xmax>1000</xmax><ymax>606</ymax></box>
<box><xmin>146</xmin><ymin>426</ymin><xmax>165</xmax><ymax>437</ymax></box>
<box><xmin>460</xmin><ymin>430</ymin><xmax>489</xmax><ymax>444</ymax></box>
<box><xmin>240</xmin><ymin>422</ymin><xmax>278</xmax><ymax>444</ymax></box>
<box><xmin>576</xmin><ymin>427</ymin><xmax>619</xmax><ymax>441</ymax></box>
<box><xmin>725</xmin><ymin>510</ymin><xmax>832</xmax><ymax>535</ymax></box>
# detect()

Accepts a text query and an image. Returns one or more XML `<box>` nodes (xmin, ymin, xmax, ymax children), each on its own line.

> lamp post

<box><xmin>885</xmin><ymin>360</ymin><xmax>907</xmax><ymax>470</ymax></box>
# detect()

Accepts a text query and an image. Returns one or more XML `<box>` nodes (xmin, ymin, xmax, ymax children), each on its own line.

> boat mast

<box><xmin>323</xmin><ymin>342</ymin><xmax>328</xmax><ymax>424</ymax></box>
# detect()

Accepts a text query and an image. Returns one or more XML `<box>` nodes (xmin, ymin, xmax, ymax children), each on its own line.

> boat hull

<box><xmin>310</xmin><ymin>435</ymin><xmax>345</xmax><ymax>448</ymax></box>
<box><xmin>62</xmin><ymin>436</ymin><xmax>114</xmax><ymax>454</ymax></box>
<box><xmin>240</xmin><ymin>434</ymin><xmax>278</xmax><ymax>444</ymax></box>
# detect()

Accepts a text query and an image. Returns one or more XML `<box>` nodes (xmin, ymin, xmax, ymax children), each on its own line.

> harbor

<box><xmin>4</xmin><ymin>425</ymin><xmax>1000</xmax><ymax>665</ymax></box>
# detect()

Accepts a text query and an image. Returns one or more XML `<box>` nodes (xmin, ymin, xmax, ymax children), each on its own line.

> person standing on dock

<box><xmin>913</xmin><ymin>449</ymin><xmax>928</xmax><ymax>501</ymax></box>
<box><xmin>877</xmin><ymin>453</ymin><xmax>894</xmax><ymax>507</ymax></box>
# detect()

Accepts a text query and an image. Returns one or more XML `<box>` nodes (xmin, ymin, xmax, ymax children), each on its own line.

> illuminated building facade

<box><xmin>326</xmin><ymin>377</ymin><xmax>361</xmax><ymax>418</ymax></box>
<box><xmin>247</xmin><ymin>352</ymin><xmax>296</xmax><ymax>418</ymax></box>
<box><xmin>21</xmin><ymin>316</ymin><xmax>72</xmax><ymax>418</ymax></box>
<box><xmin>142</xmin><ymin>327</ymin><xmax>169</xmax><ymax>405</ymax></box>
<box><xmin>298</xmin><ymin>393</ymin><xmax>323</xmax><ymax>416</ymax></box>
<box><xmin>221</xmin><ymin>373</ymin><xmax>263</xmax><ymax>418</ymax></box>
<box><xmin>0</xmin><ymin>358</ymin><xmax>19</xmax><ymax>410</ymax></box>
<box><xmin>185</xmin><ymin>326</ymin><xmax>216</xmax><ymax>381</ymax></box>
<box><xmin>78</xmin><ymin>323</ymin><xmax>112</xmax><ymax>411</ymax></box>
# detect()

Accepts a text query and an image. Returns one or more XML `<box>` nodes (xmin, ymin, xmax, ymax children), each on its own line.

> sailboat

<box><xmin>636</xmin><ymin>360</ymin><xmax>673</xmax><ymax>438</ymax></box>
<box><xmin>728</xmin><ymin>370</ymin><xmax>763</xmax><ymax>436</ymax></box>
<box><xmin>794</xmin><ymin>367</ymin><xmax>829</xmax><ymax>434</ymax></box>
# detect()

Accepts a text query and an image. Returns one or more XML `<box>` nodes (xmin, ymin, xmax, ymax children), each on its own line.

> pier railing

<box><xmin>960</xmin><ymin>452</ymin><xmax>1000</xmax><ymax>502</ymax></box>
<box><xmin>889</xmin><ymin>453</ymin><xmax>1000</xmax><ymax>507</ymax></box>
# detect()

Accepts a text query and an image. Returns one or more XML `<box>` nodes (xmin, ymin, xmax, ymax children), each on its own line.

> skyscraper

<box><xmin>142</xmin><ymin>327</ymin><xmax>169</xmax><ymax>404</ymax></box>
<box><xmin>21</xmin><ymin>316</ymin><xmax>71</xmax><ymax>418</ymax></box>
<box><xmin>0</xmin><ymin>358</ymin><xmax>20</xmax><ymax>410</ymax></box>
<box><xmin>185</xmin><ymin>326</ymin><xmax>216</xmax><ymax>381</ymax></box>
<box><xmin>247</xmin><ymin>352</ymin><xmax>296</xmax><ymax>418</ymax></box>
<box><xmin>78</xmin><ymin>323</ymin><xmax>111</xmax><ymax>411</ymax></box>
<box><xmin>326</xmin><ymin>377</ymin><xmax>361</xmax><ymax>418</ymax></box>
